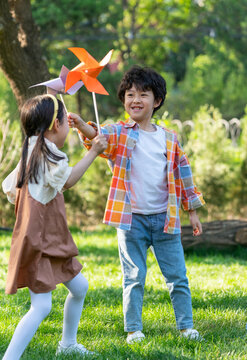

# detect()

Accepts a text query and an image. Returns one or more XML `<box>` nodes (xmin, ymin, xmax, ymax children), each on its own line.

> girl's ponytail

<box><xmin>17</xmin><ymin>136</ymin><xmax>29</xmax><ymax>188</ymax></box>
<box><xmin>25</xmin><ymin>131</ymin><xmax>46</xmax><ymax>186</ymax></box>
<box><xmin>16</xmin><ymin>95</ymin><xmax>65</xmax><ymax>188</ymax></box>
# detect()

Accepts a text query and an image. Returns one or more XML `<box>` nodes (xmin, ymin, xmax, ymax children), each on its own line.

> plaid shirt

<box><xmin>82</xmin><ymin>118</ymin><xmax>205</xmax><ymax>234</ymax></box>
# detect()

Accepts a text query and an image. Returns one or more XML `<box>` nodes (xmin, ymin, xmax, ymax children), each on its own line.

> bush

<box><xmin>167</xmin><ymin>50</ymin><xmax>247</xmax><ymax>121</ymax></box>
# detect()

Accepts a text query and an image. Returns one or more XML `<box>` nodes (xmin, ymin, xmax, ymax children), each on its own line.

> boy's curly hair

<box><xmin>117</xmin><ymin>65</ymin><xmax>167</xmax><ymax>114</ymax></box>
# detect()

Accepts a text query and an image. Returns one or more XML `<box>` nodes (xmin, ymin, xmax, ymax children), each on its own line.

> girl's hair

<box><xmin>118</xmin><ymin>65</ymin><xmax>167</xmax><ymax>114</ymax></box>
<box><xmin>17</xmin><ymin>95</ymin><xmax>65</xmax><ymax>188</ymax></box>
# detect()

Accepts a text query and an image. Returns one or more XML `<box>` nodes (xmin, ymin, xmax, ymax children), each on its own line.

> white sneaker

<box><xmin>180</xmin><ymin>328</ymin><xmax>202</xmax><ymax>340</ymax></box>
<box><xmin>126</xmin><ymin>330</ymin><xmax>145</xmax><ymax>344</ymax></box>
<box><xmin>56</xmin><ymin>341</ymin><xmax>94</xmax><ymax>356</ymax></box>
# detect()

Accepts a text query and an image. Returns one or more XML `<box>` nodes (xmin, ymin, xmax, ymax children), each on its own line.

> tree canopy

<box><xmin>2</xmin><ymin>0</ymin><xmax>247</xmax><ymax>119</ymax></box>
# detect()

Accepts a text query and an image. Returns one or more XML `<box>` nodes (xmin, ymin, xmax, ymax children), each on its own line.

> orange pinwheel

<box><xmin>65</xmin><ymin>48</ymin><xmax>113</xmax><ymax>95</ymax></box>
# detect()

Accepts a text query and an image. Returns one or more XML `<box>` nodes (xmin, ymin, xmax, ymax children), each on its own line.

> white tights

<box><xmin>3</xmin><ymin>272</ymin><xmax>88</xmax><ymax>360</ymax></box>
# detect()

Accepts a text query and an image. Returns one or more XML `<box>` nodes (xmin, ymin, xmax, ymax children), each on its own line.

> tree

<box><xmin>31</xmin><ymin>0</ymin><xmax>123</xmax><ymax>121</ymax></box>
<box><xmin>114</xmin><ymin>0</ymin><xmax>193</xmax><ymax>72</ymax></box>
<box><xmin>0</xmin><ymin>0</ymin><xmax>49</xmax><ymax>110</ymax></box>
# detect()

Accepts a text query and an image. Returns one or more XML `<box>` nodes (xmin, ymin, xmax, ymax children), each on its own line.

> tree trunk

<box><xmin>181</xmin><ymin>220</ymin><xmax>247</xmax><ymax>250</ymax></box>
<box><xmin>2</xmin><ymin>220</ymin><xmax>247</xmax><ymax>248</ymax></box>
<box><xmin>0</xmin><ymin>0</ymin><xmax>49</xmax><ymax>110</ymax></box>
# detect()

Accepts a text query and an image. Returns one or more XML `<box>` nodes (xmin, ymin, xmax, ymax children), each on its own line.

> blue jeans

<box><xmin>117</xmin><ymin>212</ymin><xmax>193</xmax><ymax>332</ymax></box>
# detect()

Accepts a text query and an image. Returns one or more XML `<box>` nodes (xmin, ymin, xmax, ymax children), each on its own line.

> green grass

<box><xmin>0</xmin><ymin>226</ymin><xmax>247</xmax><ymax>360</ymax></box>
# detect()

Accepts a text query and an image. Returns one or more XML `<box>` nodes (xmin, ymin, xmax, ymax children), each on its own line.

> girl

<box><xmin>2</xmin><ymin>94</ymin><xmax>107</xmax><ymax>359</ymax></box>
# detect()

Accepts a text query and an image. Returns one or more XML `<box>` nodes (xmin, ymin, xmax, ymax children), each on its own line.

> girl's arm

<box><xmin>2</xmin><ymin>161</ymin><xmax>21</xmax><ymax>204</ymax></box>
<box><xmin>64</xmin><ymin>134</ymin><xmax>107</xmax><ymax>189</ymax></box>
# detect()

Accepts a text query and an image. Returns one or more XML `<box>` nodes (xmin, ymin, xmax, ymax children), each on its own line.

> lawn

<box><xmin>0</xmin><ymin>226</ymin><xmax>247</xmax><ymax>360</ymax></box>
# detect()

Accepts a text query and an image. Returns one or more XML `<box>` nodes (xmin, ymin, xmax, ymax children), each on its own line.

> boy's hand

<box><xmin>91</xmin><ymin>134</ymin><xmax>108</xmax><ymax>155</ymax></box>
<box><xmin>68</xmin><ymin>112</ymin><xmax>85</xmax><ymax>131</ymax></box>
<box><xmin>189</xmin><ymin>210</ymin><xmax>202</xmax><ymax>236</ymax></box>
<box><xmin>68</xmin><ymin>112</ymin><xmax>98</xmax><ymax>139</ymax></box>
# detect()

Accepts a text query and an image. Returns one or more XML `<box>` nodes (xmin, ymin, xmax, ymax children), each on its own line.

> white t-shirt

<box><xmin>2</xmin><ymin>136</ymin><xmax>72</xmax><ymax>205</ymax></box>
<box><xmin>130</xmin><ymin>125</ymin><xmax>168</xmax><ymax>214</ymax></box>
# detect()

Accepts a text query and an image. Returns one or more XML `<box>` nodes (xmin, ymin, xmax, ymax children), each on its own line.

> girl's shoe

<box><xmin>56</xmin><ymin>342</ymin><xmax>94</xmax><ymax>356</ymax></box>
<box><xmin>127</xmin><ymin>330</ymin><xmax>145</xmax><ymax>344</ymax></box>
<box><xmin>180</xmin><ymin>328</ymin><xmax>201</xmax><ymax>340</ymax></box>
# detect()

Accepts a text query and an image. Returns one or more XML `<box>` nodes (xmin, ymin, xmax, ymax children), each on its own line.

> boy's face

<box><xmin>124</xmin><ymin>85</ymin><xmax>161</xmax><ymax>125</ymax></box>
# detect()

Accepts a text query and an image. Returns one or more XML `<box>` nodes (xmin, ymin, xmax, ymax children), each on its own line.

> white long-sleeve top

<box><xmin>2</xmin><ymin>136</ymin><xmax>72</xmax><ymax>205</ymax></box>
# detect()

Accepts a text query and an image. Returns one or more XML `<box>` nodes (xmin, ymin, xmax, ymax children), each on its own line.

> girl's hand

<box><xmin>67</xmin><ymin>112</ymin><xmax>85</xmax><ymax>131</ymax></box>
<box><xmin>91</xmin><ymin>134</ymin><xmax>108</xmax><ymax>155</ymax></box>
<box><xmin>189</xmin><ymin>210</ymin><xmax>202</xmax><ymax>236</ymax></box>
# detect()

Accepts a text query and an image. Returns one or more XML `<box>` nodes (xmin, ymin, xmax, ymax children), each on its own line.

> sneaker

<box><xmin>127</xmin><ymin>331</ymin><xmax>145</xmax><ymax>344</ymax></box>
<box><xmin>180</xmin><ymin>328</ymin><xmax>201</xmax><ymax>340</ymax></box>
<box><xmin>56</xmin><ymin>341</ymin><xmax>94</xmax><ymax>356</ymax></box>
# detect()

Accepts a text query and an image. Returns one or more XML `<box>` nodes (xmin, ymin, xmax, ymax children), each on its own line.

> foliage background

<box><xmin>1</xmin><ymin>0</ymin><xmax>247</xmax><ymax>227</ymax></box>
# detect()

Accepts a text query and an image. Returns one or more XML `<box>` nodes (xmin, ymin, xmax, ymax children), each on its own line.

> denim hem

<box><xmin>124</xmin><ymin>326</ymin><xmax>143</xmax><ymax>332</ymax></box>
<box><xmin>177</xmin><ymin>322</ymin><xmax>194</xmax><ymax>330</ymax></box>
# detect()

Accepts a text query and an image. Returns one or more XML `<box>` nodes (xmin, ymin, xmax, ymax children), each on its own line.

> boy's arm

<box><xmin>176</xmin><ymin>140</ymin><xmax>205</xmax><ymax>235</ymax></box>
<box><xmin>68</xmin><ymin>113</ymin><xmax>97</xmax><ymax>139</ymax></box>
<box><xmin>177</xmin><ymin>141</ymin><xmax>205</xmax><ymax>236</ymax></box>
<box><xmin>189</xmin><ymin>210</ymin><xmax>203</xmax><ymax>236</ymax></box>
<box><xmin>68</xmin><ymin>112</ymin><xmax>119</xmax><ymax>161</ymax></box>
<box><xmin>64</xmin><ymin>134</ymin><xmax>107</xmax><ymax>189</ymax></box>
<box><xmin>179</xmin><ymin>148</ymin><xmax>205</xmax><ymax>211</ymax></box>
<box><xmin>181</xmin><ymin>156</ymin><xmax>204</xmax><ymax>235</ymax></box>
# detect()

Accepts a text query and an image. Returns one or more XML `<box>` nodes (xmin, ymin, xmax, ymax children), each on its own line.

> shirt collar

<box><xmin>123</xmin><ymin>118</ymin><xmax>159</xmax><ymax>132</ymax></box>
<box><xmin>123</xmin><ymin>118</ymin><xmax>138</xmax><ymax>129</ymax></box>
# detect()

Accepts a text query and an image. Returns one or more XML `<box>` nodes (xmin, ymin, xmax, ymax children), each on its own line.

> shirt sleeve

<box><xmin>2</xmin><ymin>162</ymin><xmax>20</xmax><ymax>204</ymax></box>
<box><xmin>177</xmin><ymin>140</ymin><xmax>205</xmax><ymax>211</ymax></box>
<box><xmin>79</xmin><ymin>122</ymin><xmax>119</xmax><ymax>160</ymax></box>
<box><xmin>45</xmin><ymin>158</ymin><xmax>72</xmax><ymax>193</ymax></box>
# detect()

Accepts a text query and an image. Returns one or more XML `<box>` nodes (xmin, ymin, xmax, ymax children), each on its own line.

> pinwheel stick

<box><xmin>92</xmin><ymin>92</ymin><xmax>101</xmax><ymax>134</ymax></box>
<box><xmin>59</xmin><ymin>94</ymin><xmax>68</xmax><ymax>114</ymax></box>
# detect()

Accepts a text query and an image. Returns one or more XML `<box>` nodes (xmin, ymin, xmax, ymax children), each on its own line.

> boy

<box><xmin>68</xmin><ymin>66</ymin><xmax>205</xmax><ymax>343</ymax></box>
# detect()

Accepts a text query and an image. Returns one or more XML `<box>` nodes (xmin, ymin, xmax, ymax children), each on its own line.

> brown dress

<box><xmin>6</xmin><ymin>185</ymin><xmax>82</xmax><ymax>294</ymax></box>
